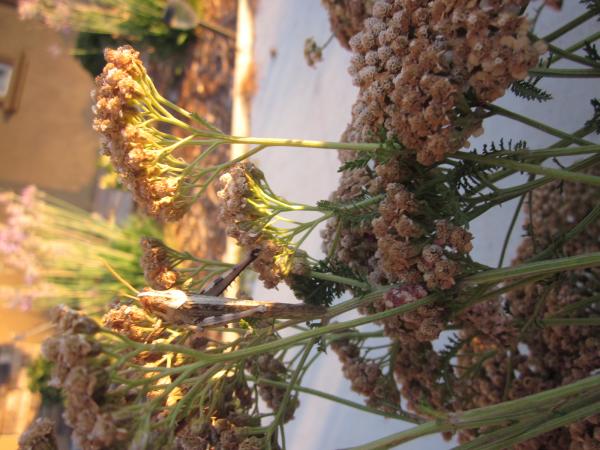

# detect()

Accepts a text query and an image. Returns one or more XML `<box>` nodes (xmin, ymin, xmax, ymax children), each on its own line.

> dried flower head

<box><xmin>18</xmin><ymin>418</ymin><xmax>57</xmax><ymax>450</ymax></box>
<box><xmin>217</xmin><ymin>162</ymin><xmax>310</xmax><ymax>289</ymax></box>
<box><xmin>304</xmin><ymin>37</ymin><xmax>324</xmax><ymax>67</ymax></box>
<box><xmin>321</xmin><ymin>0</ymin><xmax>375</xmax><ymax>50</ymax></box>
<box><xmin>344</xmin><ymin>0</ymin><xmax>545</xmax><ymax>164</ymax></box>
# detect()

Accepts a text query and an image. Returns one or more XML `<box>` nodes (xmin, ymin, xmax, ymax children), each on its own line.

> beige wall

<box><xmin>0</xmin><ymin>7</ymin><xmax>101</xmax><ymax>447</ymax></box>
<box><xmin>0</xmin><ymin>4</ymin><xmax>99</xmax><ymax>208</ymax></box>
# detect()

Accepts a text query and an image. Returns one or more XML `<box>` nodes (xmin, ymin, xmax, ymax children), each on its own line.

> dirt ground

<box><xmin>149</xmin><ymin>0</ymin><xmax>239</xmax><ymax>261</ymax></box>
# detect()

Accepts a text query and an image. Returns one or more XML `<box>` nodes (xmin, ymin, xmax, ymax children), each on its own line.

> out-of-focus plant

<box><xmin>17</xmin><ymin>0</ymin><xmax>235</xmax><ymax>78</ymax></box>
<box><xmin>0</xmin><ymin>185</ymin><xmax>159</xmax><ymax>310</ymax></box>
<box><xmin>19</xmin><ymin>1</ymin><xmax>600</xmax><ymax>449</ymax></box>
<box><xmin>17</xmin><ymin>0</ymin><xmax>234</xmax><ymax>41</ymax></box>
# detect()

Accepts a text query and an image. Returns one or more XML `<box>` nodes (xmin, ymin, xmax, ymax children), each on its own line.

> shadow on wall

<box><xmin>0</xmin><ymin>3</ymin><xmax>99</xmax><ymax>209</ymax></box>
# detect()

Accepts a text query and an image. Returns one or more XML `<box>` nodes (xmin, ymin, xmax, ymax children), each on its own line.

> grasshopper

<box><xmin>137</xmin><ymin>250</ymin><xmax>326</xmax><ymax>328</ymax></box>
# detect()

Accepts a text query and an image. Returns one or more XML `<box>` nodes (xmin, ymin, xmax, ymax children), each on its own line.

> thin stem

<box><xmin>452</xmin><ymin>152</ymin><xmax>600</xmax><ymax>186</ymax></box>
<box><xmin>528</xmin><ymin>203</ymin><xmax>600</xmax><ymax>263</ymax></box>
<box><xmin>528</xmin><ymin>67</ymin><xmax>600</xmax><ymax>78</ymax></box>
<box><xmin>348</xmin><ymin>375</ymin><xmax>600</xmax><ymax>450</ymax></box>
<box><xmin>463</xmin><ymin>253</ymin><xmax>600</xmax><ymax>285</ymax></box>
<box><xmin>485</xmin><ymin>104</ymin><xmax>592</xmax><ymax>146</ymax></box>
<box><xmin>538</xmin><ymin>317</ymin><xmax>600</xmax><ymax>327</ymax></box>
<box><xmin>309</xmin><ymin>271</ymin><xmax>370</xmax><ymax>290</ymax></box>
<box><xmin>251</xmin><ymin>377</ymin><xmax>419</xmax><ymax>422</ymax></box>
<box><xmin>541</xmin><ymin>9</ymin><xmax>598</xmax><ymax>42</ymax></box>
<box><xmin>226</xmin><ymin>136</ymin><xmax>381</xmax><ymax>152</ymax></box>
<box><xmin>497</xmin><ymin>194</ymin><xmax>525</xmax><ymax>268</ymax></box>
<box><xmin>533</xmin><ymin>36</ymin><xmax>600</xmax><ymax>69</ymax></box>
<box><xmin>548</xmin><ymin>30</ymin><xmax>600</xmax><ymax>65</ymax></box>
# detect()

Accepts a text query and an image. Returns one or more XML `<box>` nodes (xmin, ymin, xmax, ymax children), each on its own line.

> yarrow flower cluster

<box><xmin>92</xmin><ymin>46</ymin><xmax>194</xmax><ymax>221</ymax></box>
<box><xmin>217</xmin><ymin>162</ymin><xmax>312</xmax><ymax>289</ymax></box>
<box><xmin>373</xmin><ymin>184</ymin><xmax>472</xmax><ymax>290</ymax></box>
<box><xmin>140</xmin><ymin>236</ymin><xmax>233</xmax><ymax>290</ymax></box>
<box><xmin>41</xmin><ymin>307</ymin><xmax>124</xmax><ymax>449</ymax></box>
<box><xmin>321</xmin><ymin>0</ymin><xmax>375</xmax><ymax>50</ymax></box>
<box><xmin>331</xmin><ymin>337</ymin><xmax>400</xmax><ymax>412</ymax></box>
<box><xmin>345</xmin><ymin>0</ymin><xmax>546</xmax><ymax>164</ymax></box>
<box><xmin>18</xmin><ymin>417</ymin><xmax>58</xmax><ymax>450</ymax></box>
<box><xmin>246</xmin><ymin>353</ymin><xmax>300</xmax><ymax>423</ymax></box>
<box><xmin>39</xmin><ymin>303</ymin><xmax>282</xmax><ymax>450</ymax></box>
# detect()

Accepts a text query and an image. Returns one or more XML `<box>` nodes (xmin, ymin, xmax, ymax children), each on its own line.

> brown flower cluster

<box><xmin>452</xmin><ymin>170</ymin><xmax>600</xmax><ymax>447</ymax></box>
<box><xmin>373</xmin><ymin>184</ymin><xmax>472</xmax><ymax>290</ymax></box>
<box><xmin>174</xmin><ymin>377</ymin><xmax>265</xmax><ymax>450</ymax></box>
<box><xmin>321</xmin><ymin>0</ymin><xmax>374</xmax><ymax>50</ymax></box>
<box><xmin>373</xmin><ymin>284</ymin><xmax>446</xmax><ymax>341</ymax></box>
<box><xmin>18</xmin><ymin>418</ymin><xmax>57</xmax><ymax>450</ymax></box>
<box><xmin>344</xmin><ymin>0</ymin><xmax>545</xmax><ymax>164</ymax></box>
<box><xmin>102</xmin><ymin>303</ymin><xmax>161</xmax><ymax>343</ymax></box>
<box><xmin>217</xmin><ymin>163</ymin><xmax>307</xmax><ymax>289</ymax></box>
<box><xmin>392</xmin><ymin>339</ymin><xmax>446</xmax><ymax>413</ymax></box>
<box><xmin>331</xmin><ymin>338</ymin><xmax>400</xmax><ymax>412</ymax></box>
<box><xmin>140</xmin><ymin>237</ymin><xmax>178</xmax><ymax>289</ymax></box>
<box><xmin>320</xmin><ymin>155</ymin><xmax>410</xmax><ymax>279</ymax></box>
<box><xmin>41</xmin><ymin>306</ymin><xmax>125</xmax><ymax>450</ymax></box>
<box><xmin>246</xmin><ymin>353</ymin><xmax>300</xmax><ymax>423</ymax></box>
<box><xmin>92</xmin><ymin>46</ymin><xmax>187</xmax><ymax>221</ymax></box>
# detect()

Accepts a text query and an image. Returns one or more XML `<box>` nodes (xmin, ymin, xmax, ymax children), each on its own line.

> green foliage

<box><xmin>510</xmin><ymin>80</ymin><xmax>553</xmax><ymax>102</ymax></box>
<box><xmin>584</xmin><ymin>41</ymin><xmax>600</xmax><ymax>61</ymax></box>
<box><xmin>317</xmin><ymin>192</ymin><xmax>379</xmax><ymax>226</ymax></box>
<box><xmin>586</xmin><ymin>98</ymin><xmax>600</xmax><ymax>133</ymax></box>
<box><xmin>75</xmin><ymin>31</ymin><xmax>193</xmax><ymax>78</ymax></box>
<box><xmin>337</xmin><ymin>133</ymin><xmax>403</xmax><ymax>173</ymax></box>
<box><xmin>28</xmin><ymin>357</ymin><xmax>62</xmax><ymax>405</ymax></box>
<box><xmin>480</xmin><ymin>138</ymin><xmax>528</xmax><ymax>155</ymax></box>
<box><xmin>287</xmin><ymin>259</ymin><xmax>366</xmax><ymax>307</ymax></box>
<box><xmin>580</xmin><ymin>0</ymin><xmax>600</xmax><ymax>15</ymax></box>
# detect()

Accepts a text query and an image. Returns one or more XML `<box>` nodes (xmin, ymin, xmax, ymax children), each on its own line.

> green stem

<box><xmin>266</xmin><ymin>341</ymin><xmax>314</xmax><ymax>448</ymax></box>
<box><xmin>452</xmin><ymin>152</ymin><xmax>600</xmax><ymax>186</ymax></box>
<box><xmin>254</xmin><ymin>378</ymin><xmax>417</xmax><ymax>421</ymax></box>
<box><xmin>541</xmin><ymin>9</ymin><xmax>598</xmax><ymax>42</ymax></box>
<box><xmin>462</xmin><ymin>398</ymin><xmax>600</xmax><ymax>450</ymax></box>
<box><xmin>468</xmin><ymin>154</ymin><xmax>600</xmax><ymax>213</ymax></box>
<box><xmin>534</xmin><ymin>37</ymin><xmax>600</xmax><ymax>69</ymax></box>
<box><xmin>539</xmin><ymin>317</ymin><xmax>600</xmax><ymax>327</ymax></box>
<box><xmin>528</xmin><ymin>67</ymin><xmax>600</xmax><ymax>78</ymax></box>
<box><xmin>485</xmin><ymin>104</ymin><xmax>592</xmax><ymax>146</ymax></box>
<box><xmin>488</xmin><ymin>144</ymin><xmax>600</xmax><ymax>160</ymax></box>
<box><xmin>348</xmin><ymin>375</ymin><xmax>600</xmax><ymax>450</ymax></box>
<box><xmin>463</xmin><ymin>253</ymin><xmax>600</xmax><ymax>285</ymax></box>
<box><xmin>226</xmin><ymin>136</ymin><xmax>381</xmax><ymax>152</ymax></box>
<box><xmin>195</xmin><ymin>19</ymin><xmax>236</xmax><ymax>40</ymax></box>
<box><xmin>548</xmin><ymin>30</ymin><xmax>600</xmax><ymax>65</ymax></box>
<box><xmin>548</xmin><ymin>293</ymin><xmax>600</xmax><ymax>318</ymax></box>
<box><xmin>309</xmin><ymin>271</ymin><xmax>370</xmax><ymax>290</ymax></box>
<box><xmin>497</xmin><ymin>194</ymin><xmax>525</xmax><ymax>268</ymax></box>
<box><xmin>528</xmin><ymin>203</ymin><xmax>600</xmax><ymax>263</ymax></box>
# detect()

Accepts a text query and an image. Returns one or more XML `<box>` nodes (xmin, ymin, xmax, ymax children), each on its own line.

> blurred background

<box><xmin>0</xmin><ymin>0</ymin><xmax>598</xmax><ymax>449</ymax></box>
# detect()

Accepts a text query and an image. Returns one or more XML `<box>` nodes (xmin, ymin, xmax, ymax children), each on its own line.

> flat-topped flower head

<box><xmin>92</xmin><ymin>46</ymin><xmax>202</xmax><ymax>221</ymax></box>
<box><xmin>345</xmin><ymin>0</ymin><xmax>546</xmax><ymax>164</ymax></box>
<box><xmin>217</xmin><ymin>162</ymin><xmax>310</xmax><ymax>288</ymax></box>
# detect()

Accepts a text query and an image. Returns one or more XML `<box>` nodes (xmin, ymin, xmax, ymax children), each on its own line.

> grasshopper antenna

<box><xmin>101</xmin><ymin>258</ymin><xmax>139</xmax><ymax>295</ymax></box>
<box><xmin>201</xmin><ymin>248</ymin><xmax>260</xmax><ymax>296</ymax></box>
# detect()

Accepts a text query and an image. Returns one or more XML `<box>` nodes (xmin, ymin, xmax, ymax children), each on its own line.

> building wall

<box><xmin>0</xmin><ymin>5</ymin><xmax>102</xmax><ymax>447</ymax></box>
<box><xmin>0</xmin><ymin>3</ymin><xmax>99</xmax><ymax>209</ymax></box>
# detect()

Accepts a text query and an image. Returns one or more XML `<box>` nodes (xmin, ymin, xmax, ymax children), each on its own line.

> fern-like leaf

<box><xmin>586</xmin><ymin>98</ymin><xmax>600</xmax><ymax>134</ymax></box>
<box><xmin>510</xmin><ymin>80</ymin><xmax>553</xmax><ymax>102</ymax></box>
<box><xmin>584</xmin><ymin>41</ymin><xmax>600</xmax><ymax>61</ymax></box>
